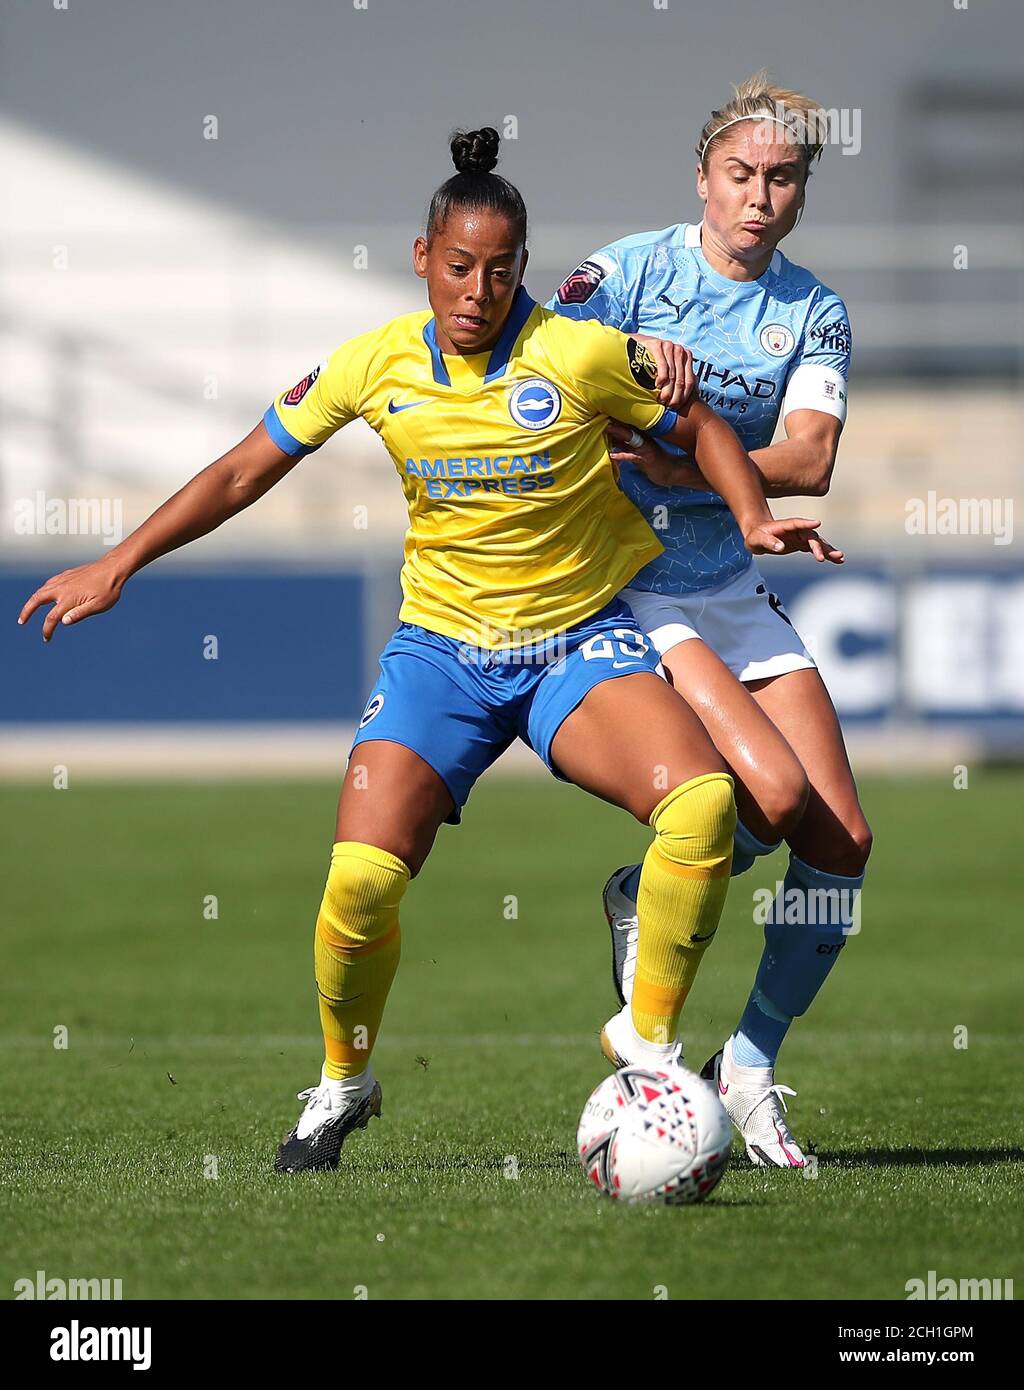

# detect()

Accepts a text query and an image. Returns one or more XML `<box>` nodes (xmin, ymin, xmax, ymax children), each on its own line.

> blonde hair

<box><xmin>696</xmin><ymin>71</ymin><xmax>828</xmax><ymax>179</ymax></box>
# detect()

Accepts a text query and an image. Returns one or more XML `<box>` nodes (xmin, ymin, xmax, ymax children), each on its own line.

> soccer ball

<box><xmin>577</xmin><ymin>1065</ymin><xmax>732</xmax><ymax>1204</ymax></box>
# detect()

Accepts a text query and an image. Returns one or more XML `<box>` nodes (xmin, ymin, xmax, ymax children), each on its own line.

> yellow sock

<box><xmin>632</xmin><ymin>773</ymin><xmax>736</xmax><ymax>1045</ymax></box>
<box><xmin>313</xmin><ymin>841</ymin><xmax>410</xmax><ymax>1081</ymax></box>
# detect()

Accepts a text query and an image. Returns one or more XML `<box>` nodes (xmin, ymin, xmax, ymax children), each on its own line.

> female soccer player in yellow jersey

<box><xmin>19</xmin><ymin>127</ymin><xmax>842</xmax><ymax>1173</ymax></box>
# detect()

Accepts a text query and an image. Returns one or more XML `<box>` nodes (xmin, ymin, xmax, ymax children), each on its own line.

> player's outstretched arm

<box><xmin>19</xmin><ymin>421</ymin><xmax>298</xmax><ymax>641</ymax></box>
<box><xmin>646</xmin><ymin>400</ymin><xmax>844</xmax><ymax>564</ymax></box>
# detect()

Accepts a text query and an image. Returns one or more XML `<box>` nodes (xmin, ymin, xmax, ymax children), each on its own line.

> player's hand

<box><xmin>743</xmin><ymin>516</ymin><xmax>845</xmax><ymax>564</ymax></box>
<box><xmin>18</xmin><ymin>560</ymin><xmax>126</xmax><ymax>641</ymax></box>
<box><xmin>633</xmin><ymin>335</ymin><xmax>695</xmax><ymax>409</ymax></box>
<box><xmin>607</xmin><ymin>422</ymin><xmax>707</xmax><ymax>489</ymax></box>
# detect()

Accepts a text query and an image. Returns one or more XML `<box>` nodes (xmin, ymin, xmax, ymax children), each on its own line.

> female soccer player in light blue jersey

<box><xmin>551</xmin><ymin>73</ymin><xmax>871</xmax><ymax>1168</ymax></box>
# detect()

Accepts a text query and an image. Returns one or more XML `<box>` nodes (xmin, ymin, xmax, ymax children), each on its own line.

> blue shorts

<box><xmin>351</xmin><ymin>599</ymin><xmax>661</xmax><ymax>822</ymax></box>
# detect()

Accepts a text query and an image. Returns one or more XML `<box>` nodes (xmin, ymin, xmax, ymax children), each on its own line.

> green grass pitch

<box><xmin>2</xmin><ymin>771</ymin><xmax>1021</xmax><ymax>1301</ymax></box>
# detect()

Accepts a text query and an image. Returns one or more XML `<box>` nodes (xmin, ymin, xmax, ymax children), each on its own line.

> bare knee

<box><xmin>829</xmin><ymin>809</ymin><xmax>873</xmax><ymax>875</ymax></box>
<box><xmin>846</xmin><ymin>815</ymin><xmax>873</xmax><ymax>873</ymax></box>
<box><xmin>738</xmin><ymin>758</ymin><xmax>809</xmax><ymax>845</ymax></box>
<box><xmin>333</xmin><ymin>815</ymin><xmax>436</xmax><ymax>879</ymax></box>
<box><xmin>757</xmin><ymin>764</ymin><xmax>810</xmax><ymax>841</ymax></box>
<box><xmin>382</xmin><ymin>837</ymin><xmax>429</xmax><ymax>879</ymax></box>
<box><xmin>630</xmin><ymin>755</ymin><xmax>732</xmax><ymax>825</ymax></box>
<box><xmin>795</xmin><ymin>808</ymin><xmax>873</xmax><ymax>877</ymax></box>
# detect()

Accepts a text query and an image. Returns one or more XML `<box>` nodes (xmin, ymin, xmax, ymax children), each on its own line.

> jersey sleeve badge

<box><xmin>282</xmin><ymin>363</ymin><xmax>322</xmax><ymax>407</ymax></box>
<box><xmin>626</xmin><ymin>337</ymin><xmax>658</xmax><ymax>389</ymax></box>
<box><xmin>556</xmin><ymin>253</ymin><xmax>615</xmax><ymax>306</ymax></box>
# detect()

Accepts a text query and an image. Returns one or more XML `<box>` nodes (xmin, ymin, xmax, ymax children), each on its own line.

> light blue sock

<box><xmin>732</xmin><ymin>853</ymin><xmax>865</xmax><ymax>1067</ymax></box>
<box><xmin>732</xmin><ymin>988</ymin><xmax>792</xmax><ymax>1068</ymax></box>
<box><xmin>731</xmin><ymin>819</ymin><xmax>782</xmax><ymax>877</ymax></box>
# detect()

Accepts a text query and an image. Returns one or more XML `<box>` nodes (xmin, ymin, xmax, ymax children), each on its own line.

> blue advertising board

<box><xmin>3</xmin><ymin>562</ymin><xmax>1022</xmax><ymax>738</ymax></box>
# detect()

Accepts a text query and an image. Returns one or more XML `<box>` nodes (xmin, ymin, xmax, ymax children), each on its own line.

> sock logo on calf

<box><xmin>752</xmin><ymin>853</ymin><xmax>865</xmax><ymax>1021</ymax></box>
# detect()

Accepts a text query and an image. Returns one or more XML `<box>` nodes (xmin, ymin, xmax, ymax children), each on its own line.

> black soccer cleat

<box><xmin>274</xmin><ymin>1073</ymin><xmax>382</xmax><ymax>1174</ymax></box>
<box><xmin>700</xmin><ymin>1047</ymin><xmax>724</xmax><ymax>1085</ymax></box>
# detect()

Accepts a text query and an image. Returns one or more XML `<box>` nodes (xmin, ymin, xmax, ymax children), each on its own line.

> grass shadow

<box><xmin>814</xmin><ymin>1145</ymin><xmax>1024</xmax><ymax>1169</ymax></box>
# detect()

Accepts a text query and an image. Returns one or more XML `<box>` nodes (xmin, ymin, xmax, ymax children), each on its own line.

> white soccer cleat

<box><xmin>700</xmin><ymin>1037</ymin><xmax>805</xmax><ymax>1168</ymax></box>
<box><xmin>602</xmin><ymin>865</ymin><xmax>640</xmax><ymax>1006</ymax></box>
<box><xmin>599</xmin><ymin>1002</ymin><xmax>684</xmax><ymax>1073</ymax></box>
<box><xmin>274</xmin><ymin>1064</ymin><xmax>382</xmax><ymax>1174</ymax></box>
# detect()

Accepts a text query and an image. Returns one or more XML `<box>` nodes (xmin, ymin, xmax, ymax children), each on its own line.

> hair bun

<box><xmin>450</xmin><ymin>127</ymin><xmax>500</xmax><ymax>176</ymax></box>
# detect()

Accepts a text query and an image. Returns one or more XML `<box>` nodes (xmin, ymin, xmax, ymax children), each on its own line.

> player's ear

<box><xmin>794</xmin><ymin>183</ymin><xmax>807</xmax><ymax>228</ymax></box>
<box><xmin>695</xmin><ymin>162</ymin><xmax>707</xmax><ymax>202</ymax></box>
<box><xmin>412</xmin><ymin>235</ymin><xmax>429</xmax><ymax>281</ymax></box>
<box><xmin>518</xmin><ymin>245</ymin><xmax>529</xmax><ymax>283</ymax></box>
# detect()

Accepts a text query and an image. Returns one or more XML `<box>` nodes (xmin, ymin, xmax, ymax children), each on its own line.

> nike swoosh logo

<box><xmin>718</xmin><ymin>1078</ymin><xmax>729</xmax><ymax>1096</ymax></box>
<box><xmin>388</xmin><ymin>399</ymin><xmax>429</xmax><ymax>414</ymax></box>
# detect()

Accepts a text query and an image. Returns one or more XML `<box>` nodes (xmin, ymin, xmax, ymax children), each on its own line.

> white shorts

<box><xmin>621</xmin><ymin>563</ymin><xmax>816</xmax><ymax>685</ymax></box>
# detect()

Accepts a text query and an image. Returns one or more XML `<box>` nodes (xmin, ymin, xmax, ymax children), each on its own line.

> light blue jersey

<box><xmin>548</xmin><ymin>222</ymin><xmax>851</xmax><ymax>593</ymax></box>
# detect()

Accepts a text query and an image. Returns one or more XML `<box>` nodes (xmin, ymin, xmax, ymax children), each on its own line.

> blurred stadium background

<box><xmin>2</xmin><ymin>0</ymin><xmax>1022</xmax><ymax>776</ymax></box>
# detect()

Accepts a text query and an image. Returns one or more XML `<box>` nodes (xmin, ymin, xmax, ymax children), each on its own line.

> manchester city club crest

<box><xmin>759</xmin><ymin>323</ymin><xmax>795</xmax><ymax>357</ymax></box>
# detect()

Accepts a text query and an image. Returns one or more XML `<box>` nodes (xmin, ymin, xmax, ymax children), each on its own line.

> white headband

<box><xmin>699</xmin><ymin>111</ymin><xmax>797</xmax><ymax>161</ymax></box>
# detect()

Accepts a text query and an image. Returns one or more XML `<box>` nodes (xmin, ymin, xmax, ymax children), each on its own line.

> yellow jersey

<box><xmin>264</xmin><ymin>288</ymin><xmax>676</xmax><ymax>648</ymax></box>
